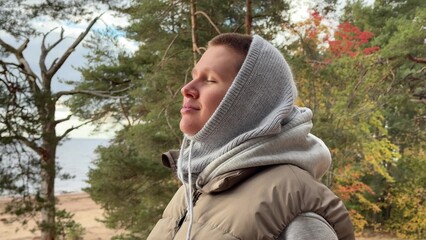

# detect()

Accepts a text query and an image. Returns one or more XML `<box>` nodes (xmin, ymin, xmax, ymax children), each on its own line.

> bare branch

<box><xmin>184</xmin><ymin>67</ymin><xmax>191</xmax><ymax>85</ymax></box>
<box><xmin>411</xmin><ymin>98</ymin><xmax>426</xmax><ymax>104</ymax></box>
<box><xmin>0</xmin><ymin>37</ymin><xmax>40</xmax><ymax>93</ymax></box>
<box><xmin>40</xmin><ymin>27</ymin><xmax>64</xmax><ymax>78</ymax></box>
<box><xmin>15</xmin><ymin>135</ymin><xmax>40</xmax><ymax>154</ymax></box>
<box><xmin>57</xmin><ymin>119</ymin><xmax>96</xmax><ymax>141</ymax></box>
<box><xmin>0</xmin><ymin>59</ymin><xmax>22</xmax><ymax>69</ymax></box>
<box><xmin>164</xmin><ymin>108</ymin><xmax>181</xmax><ymax>143</ymax></box>
<box><xmin>159</xmin><ymin>34</ymin><xmax>179</xmax><ymax>68</ymax></box>
<box><xmin>0</xmin><ymin>38</ymin><xmax>19</xmax><ymax>53</ymax></box>
<box><xmin>49</xmin><ymin>58</ymin><xmax>59</xmax><ymax>70</ymax></box>
<box><xmin>54</xmin><ymin>114</ymin><xmax>72</xmax><ymax>125</ymax></box>
<box><xmin>46</xmin><ymin>15</ymin><xmax>103</xmax><ymax>80</ymax></box>
<box><xmin>46</xmin><ymin>27</ymin><xmax>65</xmax><ymax>53</ymax></box>
<box><xmin>1</xmin><ymin>130</ymin><xmax>40</xmax><ymax>154</ymax></box>
<box><xmin>194</xmin><ymin>11</ymin><xmax>221</xmax><ymax>34</ymax></box>
<box><xmin>347</xmin><ymin>69</ymin><xmax>368</xmax><ymax>108</ymax></box>
<box><xmin>56</xmin><ymin>108</ymin><xmax>111</xmax><ymax>141</ymax></box>
<box><xmin>233</xmin><ymin>22</ymin><xmax>245</xmax><ymax>33</ymax></box>
<box><xmin>0</xmin><ymin>38</ymin><xmax>36</xmax><ymax>79</ymax></box>
<box><xmin>54</xmin><ymin>88</ymin><xmax>128</xmax><ymax>100</ymax></box>
<box><xmin>407</xmin><ymin>54</ymin><xmax>426</xmax><ymax>64</ymax></box>
<box><xmin>0</xmin><ymin>77</ymin><xmax>8</xmax><ymax>87</ymax></box>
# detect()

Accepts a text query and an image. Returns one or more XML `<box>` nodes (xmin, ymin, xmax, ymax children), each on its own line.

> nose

<box><xmin>181</xmin><ymin>80</ymin><xmax>199</xmax><ymax>99</ymax></box>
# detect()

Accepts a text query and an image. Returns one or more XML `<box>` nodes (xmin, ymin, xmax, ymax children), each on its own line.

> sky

<box><xmin>1</xmin><ymin>8</ymin><xmax>137</xmax><ymax>139</ymax></box>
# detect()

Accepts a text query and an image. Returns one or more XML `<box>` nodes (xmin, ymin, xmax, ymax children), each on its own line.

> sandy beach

<box><xmin>0</xmin><ymin>192</ymin><xmax>123</xmax><ymax>240</ymax></box>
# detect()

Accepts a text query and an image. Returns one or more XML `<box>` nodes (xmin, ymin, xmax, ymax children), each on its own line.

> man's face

<box><xmin>179</xmin><ymin>45</ymin><xmax>244</xmax><ymax>136</ymax></box>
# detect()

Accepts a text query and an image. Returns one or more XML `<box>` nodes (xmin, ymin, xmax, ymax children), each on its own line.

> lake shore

<box><xmin>0</xmin><ymin>192</ymin><xmax>123</xmax><ymax>240</ymax></box>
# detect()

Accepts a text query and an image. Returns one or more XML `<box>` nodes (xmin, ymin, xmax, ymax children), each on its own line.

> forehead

<box><xmin>192</xmin><ymin>45</ymin><xmax>245</xmax><ymax>76</ymax></box>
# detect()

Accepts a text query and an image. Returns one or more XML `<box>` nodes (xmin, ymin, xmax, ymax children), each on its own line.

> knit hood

<box><xmin>178</xmin><ymin>35</ymin><xmax>331</xmax><ymax>189</ymax></box>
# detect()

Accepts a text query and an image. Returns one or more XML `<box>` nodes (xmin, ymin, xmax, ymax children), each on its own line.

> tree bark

<box><xmin>245</xmin><ymin>0</ymin><xmax>252</xmax><ymax>34</ymax></box>
<box><xmin>190</xmin><ymin>0</ymin><xmax>199</xmax><ymax>66</ymax></box>
<box><xmin>40</xmin><ymin>143</ymin><xmax>57</xmax><ymax>240</ymax></box>
<box><xmin>38</xmin><ymin>89</ymin><xmax>58</xmax><ymax>240</ymax></box>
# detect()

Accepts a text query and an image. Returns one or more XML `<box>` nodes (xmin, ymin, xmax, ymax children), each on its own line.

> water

<box><xmin>55</xmin><ymin>138</ymin><xmax>109</xmax><ymax>193</ymax></box>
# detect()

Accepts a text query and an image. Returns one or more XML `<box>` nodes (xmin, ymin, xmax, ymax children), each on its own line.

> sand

<box><xmin>0</xmin><ymin>192</ymin><xmax>123</xmax><ymax>240</ymax></box>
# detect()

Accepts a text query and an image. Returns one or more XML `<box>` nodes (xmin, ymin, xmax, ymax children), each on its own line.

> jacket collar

<box><xmin>162</xmin><ymin>150</ymin><xmax>261</xmax><ymax>193</ymax></box>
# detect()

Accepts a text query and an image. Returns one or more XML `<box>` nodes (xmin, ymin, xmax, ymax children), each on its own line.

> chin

<box><xmin>180</xmin><ymin>127</ymin><xmax>202</xmax><ymax>137</ymax></box>
<box><xmin>180</xmin><ymin>129</ymin><xmax>197</xmax><ymax>136</ymax></box>
<box><xmin>179</xmin><ymin>123</ymin><xmax>196</xmax><ymax>136</ymax></box>
<box><xmin>180</xmin><ymin>117</ymin><xmax>205</xmax><ymax>136</ymax></box>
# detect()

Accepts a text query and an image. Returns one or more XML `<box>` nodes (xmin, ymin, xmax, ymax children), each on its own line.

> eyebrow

<box><xmin>192</xmin><ymin>67</ymin><xmax>217</xmax><ymax>77</ymax></box>
<box><xmin>192</xmin><ymin>66</ymin><xmax>229</xmax><ymax>81</ymax></box>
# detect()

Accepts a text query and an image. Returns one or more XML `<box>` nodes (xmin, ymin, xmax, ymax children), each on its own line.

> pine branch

<box><xmin>1</xmin><ymin>121</ymin><xmax>40</xmax><ymax>154</ymax></box>
<box><xmin>54</xmin><ymin>88</ymin><xmax>129</xmax><ymax>100</ymax></box>
<box><xmin>56</xmin><ymin>109</ymin><xmax>110</xmax><ymax>141</ymax></box>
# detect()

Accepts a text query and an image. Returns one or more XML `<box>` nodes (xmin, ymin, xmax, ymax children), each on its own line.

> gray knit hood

<box><xmin>177</xmin><ymin>35</ymin><xmax>331</xmax><ymax>189</ymax></box>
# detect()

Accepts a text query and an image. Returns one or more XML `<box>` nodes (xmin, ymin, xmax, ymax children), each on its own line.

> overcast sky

<box><xmin>1</xmin><ymin>8</ymin><xmax>137</xmax><ymax>139</ymax></box>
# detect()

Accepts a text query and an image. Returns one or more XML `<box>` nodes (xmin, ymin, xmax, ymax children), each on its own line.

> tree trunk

<box><xmin>39</xmin><ymin>100</ymin><xmax>58</xmax><ymax>240</ymax></box>
<box><xmin>0</xmin><ymin>15</ymin><xmax>100</xmax><ymax>240</ymax></box>
<box><xmin>190</xmin><ymin>0</ymin><xmax>199</xmax><ymax>65</ymax></box>
<box><xmin>40</xmin><ymin>149</ymin><xmax>56</xmax><ymax>240</ymax></box>
<box><xmin>245</xmin><ymin>0</ymin><xmax>252</xmax><ymax>34</ymax></box>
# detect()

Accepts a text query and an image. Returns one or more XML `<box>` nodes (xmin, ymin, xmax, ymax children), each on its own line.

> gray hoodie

<box><xmin>177</xmin><ymin>35</ymin><xmax>330</xmax><ymax>188</ymax></box>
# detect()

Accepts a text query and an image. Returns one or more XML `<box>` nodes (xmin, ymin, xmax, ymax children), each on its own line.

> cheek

<box><xmin>206</xmin><ymin>91</ymin><xmax>227</xmax><ymax>114</ymax></box>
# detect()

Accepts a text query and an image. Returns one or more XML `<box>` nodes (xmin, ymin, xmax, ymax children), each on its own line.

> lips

<box><xmin>181</xmin><ymin>102</ymin><xmax>200</xmax><ymax>113</ymax></box>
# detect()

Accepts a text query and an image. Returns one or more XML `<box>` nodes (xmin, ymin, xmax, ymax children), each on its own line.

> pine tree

<box><xmin>0</xmin><ymin>1</ymin><xmax>115</xmax><ymax>239</ymax></box>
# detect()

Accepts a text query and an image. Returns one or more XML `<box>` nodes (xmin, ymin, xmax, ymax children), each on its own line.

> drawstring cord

<box><xmin>186</xmin><ymin>140</ymin><xmax>194</xmax><ymax>240</ymax></box>
<box><xmin>177</xmin><ymin>137</ymin><xmax>195</xmax><ymax>240</ymax></box>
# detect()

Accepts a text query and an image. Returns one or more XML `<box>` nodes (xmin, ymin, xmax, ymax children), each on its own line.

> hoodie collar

<box><xmin>162</xmin><ymin>150</ymin><xmax>261</xmax><ymax>193</ymax></box>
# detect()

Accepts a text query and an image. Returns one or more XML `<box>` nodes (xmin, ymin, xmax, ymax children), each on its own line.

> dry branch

<box><xmin>45</xmin><ymin>14</ymin><xmax>103</xmax><ymax>80</ymax></box>
<box><xmin>194</xmin><ymin>10</ymin><xmax>221</xmax><ymax>34</ymax></box>
<box><xmin>407</xmin><ymin>54</ymin><xmax>426</xmax><ymax>64</ymax></box>
<box><xmin>54</xmin><ymin>89</ymin><xmax>128</xmax><ymax>100</ymax></box>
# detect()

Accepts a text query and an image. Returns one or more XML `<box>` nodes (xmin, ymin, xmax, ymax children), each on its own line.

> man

<box><xmin>148</xmin><ymin>33</ymin><xmax>354</xmax><ymax>240</ymax></box>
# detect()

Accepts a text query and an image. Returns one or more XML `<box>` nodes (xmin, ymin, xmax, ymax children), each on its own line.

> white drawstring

<box><xmin>177</xmin><ymin>137</ymin><xmax>195</xmax><ymax>240</ymax></box>
<box><xmin>186</xmin><ymin>140</ymin><xmax>194</xmax><ymax>240</ymax></box>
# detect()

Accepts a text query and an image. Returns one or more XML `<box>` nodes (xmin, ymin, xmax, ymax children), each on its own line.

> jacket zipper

<box><xmin>173</xmin><ymin>190</ymin><xmax>202</xmax><ymax>238</ymax></box>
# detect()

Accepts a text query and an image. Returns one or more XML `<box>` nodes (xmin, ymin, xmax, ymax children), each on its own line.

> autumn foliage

<box><xmin>329</xmin><ymin>21</ymin><xmax>380</xmax><ymax>57</ymax></box>
<box><xmin>285</xmin><ymin>9</ymin><xmax>425</xmax><ymax>239</ymax></box>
